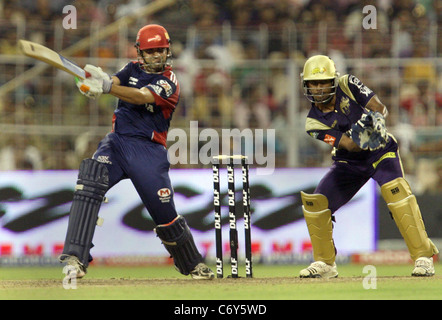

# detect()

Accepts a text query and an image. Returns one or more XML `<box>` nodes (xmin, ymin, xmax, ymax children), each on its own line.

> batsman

<box><xmin>59</xmin><ymin>24</ymin><xmax>214</xmax><ymax>280</ymax></box>
<box><xmin>299</xmin><ymin>55</ymin><xmax>438</xmax><ymax>278</ymax></box>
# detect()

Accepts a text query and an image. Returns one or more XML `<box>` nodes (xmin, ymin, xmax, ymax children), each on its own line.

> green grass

<box><xmin>0</xmin><ymin>264</ymin><xmax>440</xmax><ymax>300</ymax></box>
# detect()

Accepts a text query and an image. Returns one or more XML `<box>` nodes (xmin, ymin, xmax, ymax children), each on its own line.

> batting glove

<box><xmin>84</xmin><ymin>64</ymin><xmax>112</xmax><ymax>93</ymax></box>
<box><xmin>75</xmin><ymin>64</ymin><xmax>112</xmax><ymax>99</ymax></box>
<box><xmin>76</xmin><ymin>76</ymin><xmax>103</xmax><ymax>99</ymax></box>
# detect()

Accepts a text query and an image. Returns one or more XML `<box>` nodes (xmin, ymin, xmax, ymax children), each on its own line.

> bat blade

<box><xmin>18</xmin><ymin>39</ymin><xmax>86</xmax><ymax>80</ymax></box>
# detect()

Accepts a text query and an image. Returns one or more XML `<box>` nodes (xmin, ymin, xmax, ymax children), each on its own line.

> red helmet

<box><xmin>135</xmin><ymin>24</ymin><xmax>170</xmax><ymax>51</ymax></box>
<box><xmin>135</xmin><ymin>24</ymin><xmax>172</xmax><ymax>72</ymax></box>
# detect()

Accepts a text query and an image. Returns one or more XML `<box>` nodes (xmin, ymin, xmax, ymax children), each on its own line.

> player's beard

<box><xmin>139</xmin><ymin>55</ymin><xmax>166</xmax><ymax>73</ymax></box>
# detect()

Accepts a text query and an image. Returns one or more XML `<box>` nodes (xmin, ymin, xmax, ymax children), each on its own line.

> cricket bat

<box><xmin>18</xmin><ymin>39</ymin><xmax>87</xmax><ymax>80</ymax></box>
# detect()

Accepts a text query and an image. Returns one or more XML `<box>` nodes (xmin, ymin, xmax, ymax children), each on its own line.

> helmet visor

<box><xmin>303</xmin><ymin>79</ymin><xmax>337</xmax><ymax>104</ymax></box>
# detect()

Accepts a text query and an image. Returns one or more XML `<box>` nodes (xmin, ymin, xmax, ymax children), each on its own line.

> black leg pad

<box><xmin>155</xmin><ymin>215</ymin><xmax>203</xmax><ymax>275</ymax></box>
<box><xmin>62</xmin><ymin>159</ymin><xmax>109</xmax><ymax>267</ymax></box>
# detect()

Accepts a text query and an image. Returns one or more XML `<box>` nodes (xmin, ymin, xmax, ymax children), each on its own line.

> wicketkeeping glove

<box><xmin>350</xmin><ymin>111</ymin><xmax>389</xmax><ymax>151</ymax></box>
<box><xmin>75</xmin><ymin>64</ymin><xmax>112</xmax><ymax>99</ymax></box>
<box><xmin>370</xmin><ymin>111</ymin><xmax>388</xmax><ymax>141</ymax></box>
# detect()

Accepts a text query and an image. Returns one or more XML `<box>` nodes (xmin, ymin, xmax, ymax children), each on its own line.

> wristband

<box><xmin>102</xmin><ymin>77</ymin><xmax>113</xmax><ymax>94</ymax></box>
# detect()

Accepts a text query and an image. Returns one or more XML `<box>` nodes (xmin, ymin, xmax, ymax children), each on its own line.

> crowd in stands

<box><xmin>0</xmin><ymin>0</ymin><xmax>441</xmax><ymax>190</ymax></box>
<box><xmin>1</xmin><ymin>0</ymin><xmax>440</xmax><ymax>58</ymax></box>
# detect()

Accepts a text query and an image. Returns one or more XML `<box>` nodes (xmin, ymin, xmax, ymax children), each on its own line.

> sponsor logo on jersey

<box><xmin>348</xmin><ymin>75</ymin><xmax>373</xmax><ymax>97</ymax></box>
<box><xmin>149</xmin><ymin>80</ymin><xmax>174</xmax><ymax>98</ymax></box>
<box><xmin>129</xmin><ymin>77</ymin><xmax>138</xmax><ymax>86</ymax></box>
<box><xmin>145</xmin><ymin>104</ymin><xmax>155</xmax><ymax>113</ymax></box>
<box><xmin>324</xmin><ymin>134</ymin><xmax>336</xmax><ymax>146</ymax></box>
<box><xmin>96</xmin><ymin>155</ymin><xmax>112</xmax><ymax>164</ymax></box>
<box><xmin>157</xmin><ymin>80</ymin><xmax>173</xmax><ymax>97</ymax></box>
<box><xmin>157</xmin><ymin>188</ymin><xmax>172</xmax><ymax>203</ymax></box>
<box><xmin>149</xmin><ymin>84</ymin><xmax>163</xmax><ymax>96</ymax></box>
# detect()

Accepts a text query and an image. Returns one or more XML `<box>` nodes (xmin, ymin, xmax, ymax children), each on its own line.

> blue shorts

<box><xmin>92</xmin><ymin>132</ymin><xmax>177</xmax><ymax>225</ymax></box>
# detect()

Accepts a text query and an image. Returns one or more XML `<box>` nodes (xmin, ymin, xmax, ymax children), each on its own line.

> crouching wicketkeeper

<box><xmin>297</xmin><ymin>55</ymin><xmax>438</xmax><ymax>278</ymax></box>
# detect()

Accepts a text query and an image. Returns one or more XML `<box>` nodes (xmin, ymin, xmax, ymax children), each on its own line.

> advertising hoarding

<box><xmin>0</xmin><ymin>168</ymin><xmax>377</xmax><ymax>264</ymax></box>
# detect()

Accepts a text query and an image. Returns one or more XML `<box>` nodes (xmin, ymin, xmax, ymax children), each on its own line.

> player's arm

<box><xmin>345</xmin><ymin>75</ymin><xmax>388</xmax><ymax>118</ymax></box>
<box><xmin>109</xmin><ymin>76</ymin><xmax>155</xmax><ymax>105</ymax></box>
<box><xmin>76</xmin><ymin>64</ymin><xmax>154</xmax><ymax>105</ymax></box>
<box><xmin>338</xmin><ymin>134</ymin><xmax>362</xmax><ymax>152</ymax></box>
<box><xmin>365</xmin><ymin>95</ymin><xmax>389</xmax><ymax>118</ymax></box>
<box><xmin>306</xmin><ymin>117</ymin><xmax>362</xmax><ymax>152</ymax></box>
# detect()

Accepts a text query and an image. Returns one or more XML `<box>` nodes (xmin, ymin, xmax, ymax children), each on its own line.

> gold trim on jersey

<box><xmin>305</xmin><ymin>117</ymin><xmax>332</xmax><ymax>132</ymax></box>
<box><xmin>388</xmin><ymin>134</ymin><xmax>405</xmax><ymax>176</ymax></box>
<box><xmin>372</xmin><ymin>152</ymin><xmax>396</xmax><ymax>169</ymax></box>
<box><xmin>371</xmin><ymin>133</ymin><xmax>403</xmax><ymax>171</ymax></box>
<box><xmin>338</xmin><ymin>74</ymin><xmax>356</xmax><ymax>102</ymax></box>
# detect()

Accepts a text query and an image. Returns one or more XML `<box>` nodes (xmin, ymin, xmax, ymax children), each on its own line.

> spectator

<box><xmin>400</xmin><ymin>80</ymin><xmax>442</xmax><ymax>126</ymax></box>
<box><xmin>436</xmin><ymin>159</ymin><xmax>442</xmax><ymax>192</ymax></box>
<box><xmin>0</xmin><ymin>0</ymin><xmax>440</xmax><ymax>170</ymax></box>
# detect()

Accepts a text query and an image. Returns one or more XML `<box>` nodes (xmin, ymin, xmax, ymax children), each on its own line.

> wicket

<box><xmin>212</xmin><ymin>155</ymin><xmax>252</xmax><ymax>278</ymax></box>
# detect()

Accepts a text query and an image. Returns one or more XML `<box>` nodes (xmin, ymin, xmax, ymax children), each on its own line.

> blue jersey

<box><xmin>111</xmin><ymin>61</ymin><xmax>180</xmax><ymax>147</ymax></box>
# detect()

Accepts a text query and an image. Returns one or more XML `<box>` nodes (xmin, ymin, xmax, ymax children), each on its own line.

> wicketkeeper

<box><xmin>59</xmin><ymin>24</ymin><xmax>214</xmax><ymax>280</ymax></box>
<box><xmin>298</xmin><ymin>55</ymin><xmax>438</xmax><ymax>278</ymax></box>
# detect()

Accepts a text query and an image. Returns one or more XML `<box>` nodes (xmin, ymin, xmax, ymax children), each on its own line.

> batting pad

<box><xmin>381</xmin><ymin>178</ymin><xmax>439</xmax><ymax>260</ymax></box>
<box><xmin>301</xmin><ymin>192</ymin><xmax>336</xmax><ymax>265</ymax></box>
<box><xmin>155</xmin><ymin>215</ymin><xmax>203</xmax><ymax>275</ymax></box>
<box><xmin>62</xmin><ymin>159</ymin><xmax>109</xmax><ymax>267</ymax></box>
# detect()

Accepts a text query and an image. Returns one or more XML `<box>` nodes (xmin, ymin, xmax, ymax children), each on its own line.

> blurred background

<box><xmin>0</xmin><ymin>0</ymin><xmax>441</xmax><ymax>263</ymax></box>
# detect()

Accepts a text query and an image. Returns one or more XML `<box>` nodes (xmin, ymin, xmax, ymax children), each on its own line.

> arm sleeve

<box><xmin>113</xmin><ymin>62</ymin><xmax>135</xmax><ymax>86</ymax></box>
<box><xmin>145</xmin><ymin>77</ymin><xmax>179</xmax><ymax>113</ymax></box>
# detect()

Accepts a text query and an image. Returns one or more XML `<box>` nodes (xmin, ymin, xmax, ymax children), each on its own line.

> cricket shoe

<box><xmin>59</xmin><ymin>254</ymin><xmax>87</xmax><ymax>279</ymax></box>
<box><xmin>412</xmin><ymin>257</ymin><xmax>435</xmax><ymax>277</ymax></box>
<box><xmin>299</xmin><ymin>261</ymin><xmax>338</xmax><ymax>278</ymax></box>
<box><xmin>190</xmin><ymin>263</ymin><xmax>215</xmax><ymax>280</ymax></box>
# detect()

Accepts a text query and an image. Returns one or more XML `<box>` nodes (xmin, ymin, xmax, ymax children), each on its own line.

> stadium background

<box><xmin>0</xmin><ymin>0</ymin><xmax>441</xmax><ymax>266</ymax></box>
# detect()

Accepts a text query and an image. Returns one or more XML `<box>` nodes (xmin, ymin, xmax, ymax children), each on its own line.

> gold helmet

<box><xmin>300</xmin><ymin>55</ymin><xmax>340</xmax><ymax>104</ymax></box>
